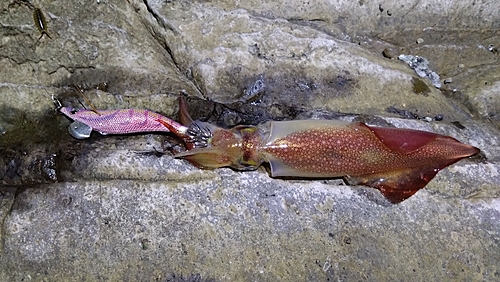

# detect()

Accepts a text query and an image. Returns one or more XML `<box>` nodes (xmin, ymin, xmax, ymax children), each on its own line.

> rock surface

<box><xmin>1</xmin><ymin>0</ymin><xmax>499</xmax><ymax>280</ymax></box>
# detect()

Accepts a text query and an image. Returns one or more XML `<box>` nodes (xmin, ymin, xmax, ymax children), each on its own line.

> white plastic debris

<box><xmin>398</xmin><ymin>54</ymin><xmax>442</xmax><ymax>88</ymax></box>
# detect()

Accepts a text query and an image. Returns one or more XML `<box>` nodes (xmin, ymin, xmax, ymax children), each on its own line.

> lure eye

<box><xmin>70</xmin><ymin>109</ymin><xmax>78</xmax><ymax>114</ymax></box>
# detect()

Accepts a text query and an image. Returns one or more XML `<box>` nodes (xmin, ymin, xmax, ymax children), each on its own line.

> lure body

<box><xmin>59</xmin><ymin>107</ymin><xmax>189</xmax><ymax>139</ymax></box>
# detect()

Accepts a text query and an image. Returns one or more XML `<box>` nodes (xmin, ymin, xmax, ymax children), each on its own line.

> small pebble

<box><xmin>488</xmin><ymin>44</ymin><xmax>498</xmax><ymax>54</ymax></box>
<box><xmin>416</xmin><ymin>38</ymin><xmax>424</xmax><ymax>44</ymax></box>
<box><xmin>444</xmin><ymin>78</ymin><xmax>453</xmax><ymax>84</ymax></box>
<box><xmin>458</xmin><ymin>63</ymin><xmax>465</xmax><ymax>68</ymax></box>
<box><xmin>423</xmin><ymin>117</ymin><xmax>433</xmax><ymax>122</ymax></box>
<box><xmin>382</xmin><ymin>48</ymin><xmax>393</xmax><ymax>59</ymax></box>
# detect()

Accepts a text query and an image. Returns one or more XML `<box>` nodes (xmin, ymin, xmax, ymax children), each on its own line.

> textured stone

<box><xmin>0</xmin><ymin>0</ymin><xmax>499</xmax><ymax>280</ymax></box>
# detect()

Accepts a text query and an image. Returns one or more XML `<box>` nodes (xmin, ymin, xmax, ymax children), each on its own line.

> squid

<box><xmin>59</xmin><ymin>98</ymin><xmax>480</xmax><ymax>203</ymax></box>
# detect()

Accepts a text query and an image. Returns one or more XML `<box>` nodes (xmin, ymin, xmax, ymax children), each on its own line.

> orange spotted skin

<box><xmin>170</xmin><ymin>100</ymin><xmax>480</xmax><ymax>203</ymax></box>
<box><xmin>261</xmin><ymin>122</ymin><xmax>473</xmax><ymax>177</ymax></box>
<box><xmin>262</xmin><ymin>123</ymin><xmax>389</xmax><ymax>177</ymax></box>
<box><xmin>257</xmin><ymin>121</ymin><xmax>480</xmax><ymax>203</ymax></box>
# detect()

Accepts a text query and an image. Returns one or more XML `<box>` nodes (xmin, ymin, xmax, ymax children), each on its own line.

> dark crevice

<box><xmin>287</xmin><ymin>18</ymin><xmax>327</xmax><ymax>23</ymax></box>
<box><xmin>139</xmin><ymin>0</ymin><xmax>205</xmax><ymax>97</ymax></box>
<box><xmin>251</xmin><ymin>11</ymin><xmax>329</xmax><ymax>32</ymax></box>
<box><xmin>142</xmin><ymin>0</ymin><xmax>180</xmax><ymax>35</ymax></box>
<box><xmin>140</xmin><ymin>0</ymin><xmax>181</xmax><ymax>71</ymax></box>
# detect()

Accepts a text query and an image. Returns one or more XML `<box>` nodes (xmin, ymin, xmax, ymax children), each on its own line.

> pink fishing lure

<box><xmin>59</xmin><ymin>107</ymin><xmax>188</xmax><ymax>139</ymax></box>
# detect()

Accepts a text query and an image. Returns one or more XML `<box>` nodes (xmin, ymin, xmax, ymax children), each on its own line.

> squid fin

<box><xmin>347</xmin><ymin>165</ymin><xmax>442</xmax><ymax>204</ymax></box>
<box><xmin>357</xmin><ymin>123</ymin><xmax>479</xmax><ymax>203</ymax></box>
<box><xmin>364</xmin><ymin>124</ymin><xmax>439</xmax><ymax>154</ymax></box>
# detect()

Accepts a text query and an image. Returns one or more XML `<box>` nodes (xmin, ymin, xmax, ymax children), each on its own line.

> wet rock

<box><xmin>1</xmin><ymin>0</ymin><xmax>499</xmax><ymax>280</ymax></box>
